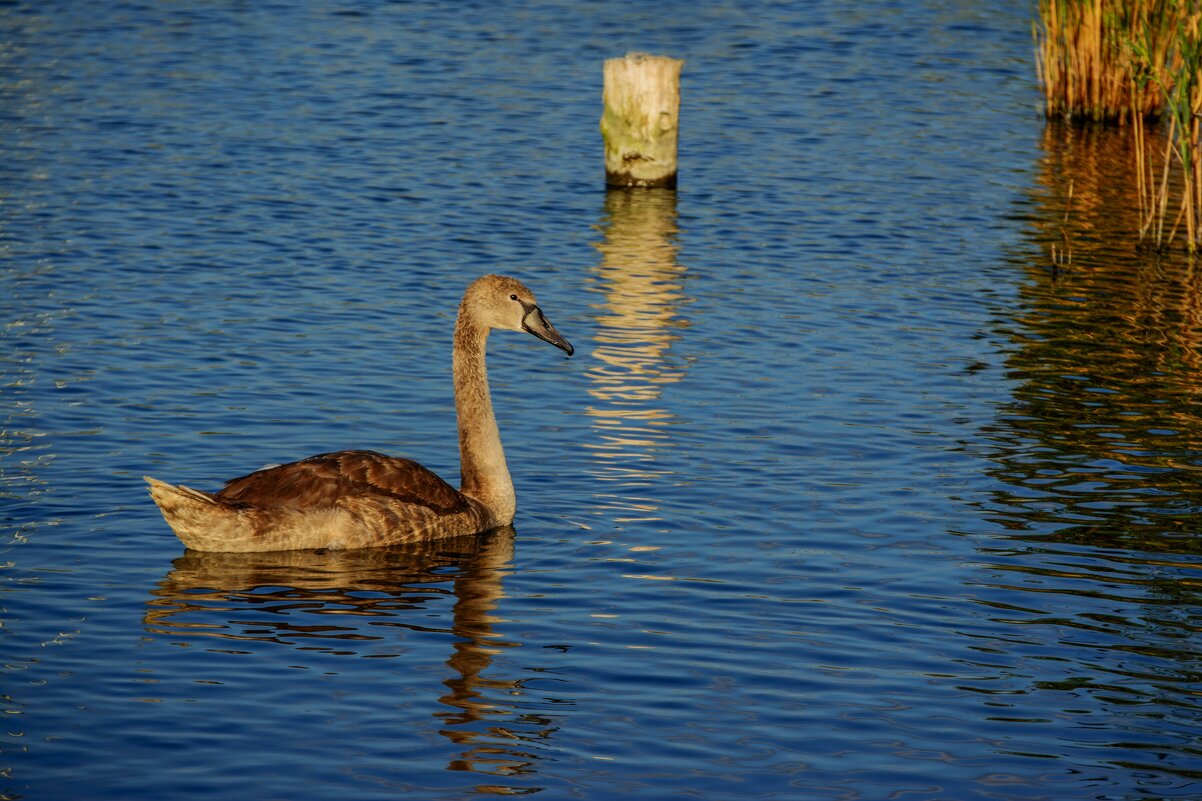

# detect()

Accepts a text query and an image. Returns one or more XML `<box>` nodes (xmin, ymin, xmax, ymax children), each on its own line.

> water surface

<box><xmin>2</xmin><ymin>2</ymin><xmax>1200</xmax><ymax>799</ymax></box>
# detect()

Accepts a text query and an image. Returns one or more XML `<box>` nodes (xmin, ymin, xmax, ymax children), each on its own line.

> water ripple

<box><xmin>3</xmin><ymin>1</ymin><xmax>1200</xmax><ymax>800</ymax></box>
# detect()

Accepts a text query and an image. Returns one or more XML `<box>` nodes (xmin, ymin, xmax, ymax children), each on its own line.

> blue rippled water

<box><xmin>3</xmin><ymin>1</ymin><xmax>1200</xmax><ymax>799</ymax></box>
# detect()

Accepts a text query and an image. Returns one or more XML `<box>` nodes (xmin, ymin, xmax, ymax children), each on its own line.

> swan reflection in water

<box><xmin>587</xmin><ymin>188</ymin><xmax>690</xmax><ymax>522</ymax></box>
<box><xmin>145</xmin><ymin>527</ymin><xmax>559</xmax><ymax>783</ymax></box>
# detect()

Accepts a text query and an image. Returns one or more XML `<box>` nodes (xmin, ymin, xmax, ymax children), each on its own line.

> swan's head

<box><xmin>464</xmin><ymin>274</ymin><xmax>574</xmax><ymax>356</ymax></box>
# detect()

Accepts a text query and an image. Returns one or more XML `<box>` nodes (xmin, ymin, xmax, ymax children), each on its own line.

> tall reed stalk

<box><xmin>1129</xmin><ymin>7</ymin><xmax>1202</xmax><ymax>250</ymax></box>
<box><xmin>1036</xmin><ymin>0</ymin><xmax>1202</xmax><ymax>250</ymax></box>
<box><xmin>1035</xmin><ymin>0</ymin><xmax>1177</xmax><ymax>123</ymax></box>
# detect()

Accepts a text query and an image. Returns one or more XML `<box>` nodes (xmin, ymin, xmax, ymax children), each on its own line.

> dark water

<box><xmin>3</xmin><ymin>1</ymin><xmax>1200</xmax><ymax>799</ymax></box>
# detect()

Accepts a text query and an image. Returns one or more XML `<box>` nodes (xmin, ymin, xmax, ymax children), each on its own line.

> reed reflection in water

<box><xmin>960</xmin><ymin>122</ymin><xmax>1202</xmax><ymax>786</ymax></box>
<box><xmin>998</xmin><ymin>122</ymin><xmax>1202</xmax><ymax>543</ymax></box>
<box><xmin>145</xmin><ymin>528</ymin><xmax>557</xmax><ymax>783</ymax></box>
<box><xmin>586</xmin><ymin>189</ymin><xmax>690</xmax><ymax>523</ymax></box>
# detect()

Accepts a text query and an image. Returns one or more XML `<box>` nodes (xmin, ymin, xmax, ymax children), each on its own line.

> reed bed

<box><xmin>1035</xmin><ymin>0</ymin><xmax>1176</xmax><ymax>123</ymax></box>
<box><xmin>1035</xmin><ymin>0</ymin><xmax>1202</xmax><ymax>250</ymax></box>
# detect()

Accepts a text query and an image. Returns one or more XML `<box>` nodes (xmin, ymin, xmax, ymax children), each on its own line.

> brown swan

<box><xmin>145</xmin><ymin>274</ymin><xmax>572</xmax><ymax>552</ymax></box>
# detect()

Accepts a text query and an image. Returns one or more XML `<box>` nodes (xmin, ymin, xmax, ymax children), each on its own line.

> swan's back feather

<box><xmin>217</xmin><ymin>450</ymin><xmax>472</xmax><ymax>515</ymax></box>
<box><xmin>146</xmin><ymin>451</ymin><xmax>487</xmax><ymax>552</ymax></box>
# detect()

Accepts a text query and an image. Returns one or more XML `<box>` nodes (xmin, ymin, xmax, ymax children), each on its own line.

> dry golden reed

<box><xmin>1035</xmin><ymin>0</ymin><xmax>1202</xmax><ymax>249</ymax></box>
<box><xmin>1035</xmin><ymin>0</ymin><xmax>1177</xmax><ymax>123</ymax></box>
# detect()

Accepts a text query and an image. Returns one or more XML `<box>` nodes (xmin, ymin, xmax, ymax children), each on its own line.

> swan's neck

<box><xmin>453</xmin><ymin>314</ymin><xmax>515</xmax><ymax>525</ymax></box>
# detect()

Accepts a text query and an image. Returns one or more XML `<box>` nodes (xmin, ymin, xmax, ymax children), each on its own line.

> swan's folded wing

<box><xmin>216</xmin><ymin>450</ymin><xmax>472</xmax><ymax>515</ymax></box>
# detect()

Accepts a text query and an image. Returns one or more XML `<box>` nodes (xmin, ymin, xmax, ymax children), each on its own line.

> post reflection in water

<box><xmin>144</xmin><ymin>527</ymin><xmax>556</xmax><ymax>786</ymax></box>
<box><xmin>586</xmin><ymin>188</ymin><xmax>690</xmax><ymax>522</ymax></box>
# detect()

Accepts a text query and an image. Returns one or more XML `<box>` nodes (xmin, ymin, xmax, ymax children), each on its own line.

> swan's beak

<box><xmin>522</xmin><ymin>305</ymin><xmax>573</xmax><ymax>356</ymax></box>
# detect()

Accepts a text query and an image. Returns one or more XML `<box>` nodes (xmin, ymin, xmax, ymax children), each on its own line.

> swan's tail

<box><xmin>145</xmin><ymin>476</ymin><xmax>250</xmax><ymax>551</ymax></box>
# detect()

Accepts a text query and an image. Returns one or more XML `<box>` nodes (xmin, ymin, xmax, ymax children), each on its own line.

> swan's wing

<box><xmin>215</xmin><ymin>450</ymin><xmax>471</xmax><ymax>515</ymax></box>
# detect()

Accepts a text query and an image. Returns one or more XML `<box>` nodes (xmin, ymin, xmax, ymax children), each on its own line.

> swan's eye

<box><xmin>510</xmin><ymin>294</ymin><xmax>519</xmax><ymax>301</ymax></box>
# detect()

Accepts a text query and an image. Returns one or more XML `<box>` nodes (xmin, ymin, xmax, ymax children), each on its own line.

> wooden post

<box><xmin>601</xmin><ymin>53</ymin><xmax>683</xmax><ymax>188</ymax></box>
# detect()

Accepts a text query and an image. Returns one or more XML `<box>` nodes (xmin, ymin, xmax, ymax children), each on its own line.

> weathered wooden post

<box><xmin>601</xmin><ymin>53</ymin><xmax>684</xmax><ymax>188</ymax></box>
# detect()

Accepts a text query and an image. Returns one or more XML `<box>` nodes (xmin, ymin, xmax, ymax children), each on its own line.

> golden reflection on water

<box><xmin>586</xmin><ymin>189</ymin><xmax>689</xmax><ymax>522</ymax></box>
<box><xmin>960</xmin><ymin>126</ymin><xmax>1202</xmax><ymax>767</ymax></box>
<box><xmin>987</xmin><ymin>120</ymin><xmax>1202</xmax><ymax>550</ymax></box>
<box><xmin>144</xmin><ymin>528</ymin><xmax>554</xmax><ymax>783</ymax></box>
<box><xmin>1032</xmin><ymin>122</ymin><xmax>1148</xmax><ymax>251</ymax></box>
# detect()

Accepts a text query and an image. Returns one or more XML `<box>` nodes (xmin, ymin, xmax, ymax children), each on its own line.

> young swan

<box><xmin>145</xmin><ymin>275</ymin><xmax>573</xmax><ymax>552</ymax></box>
